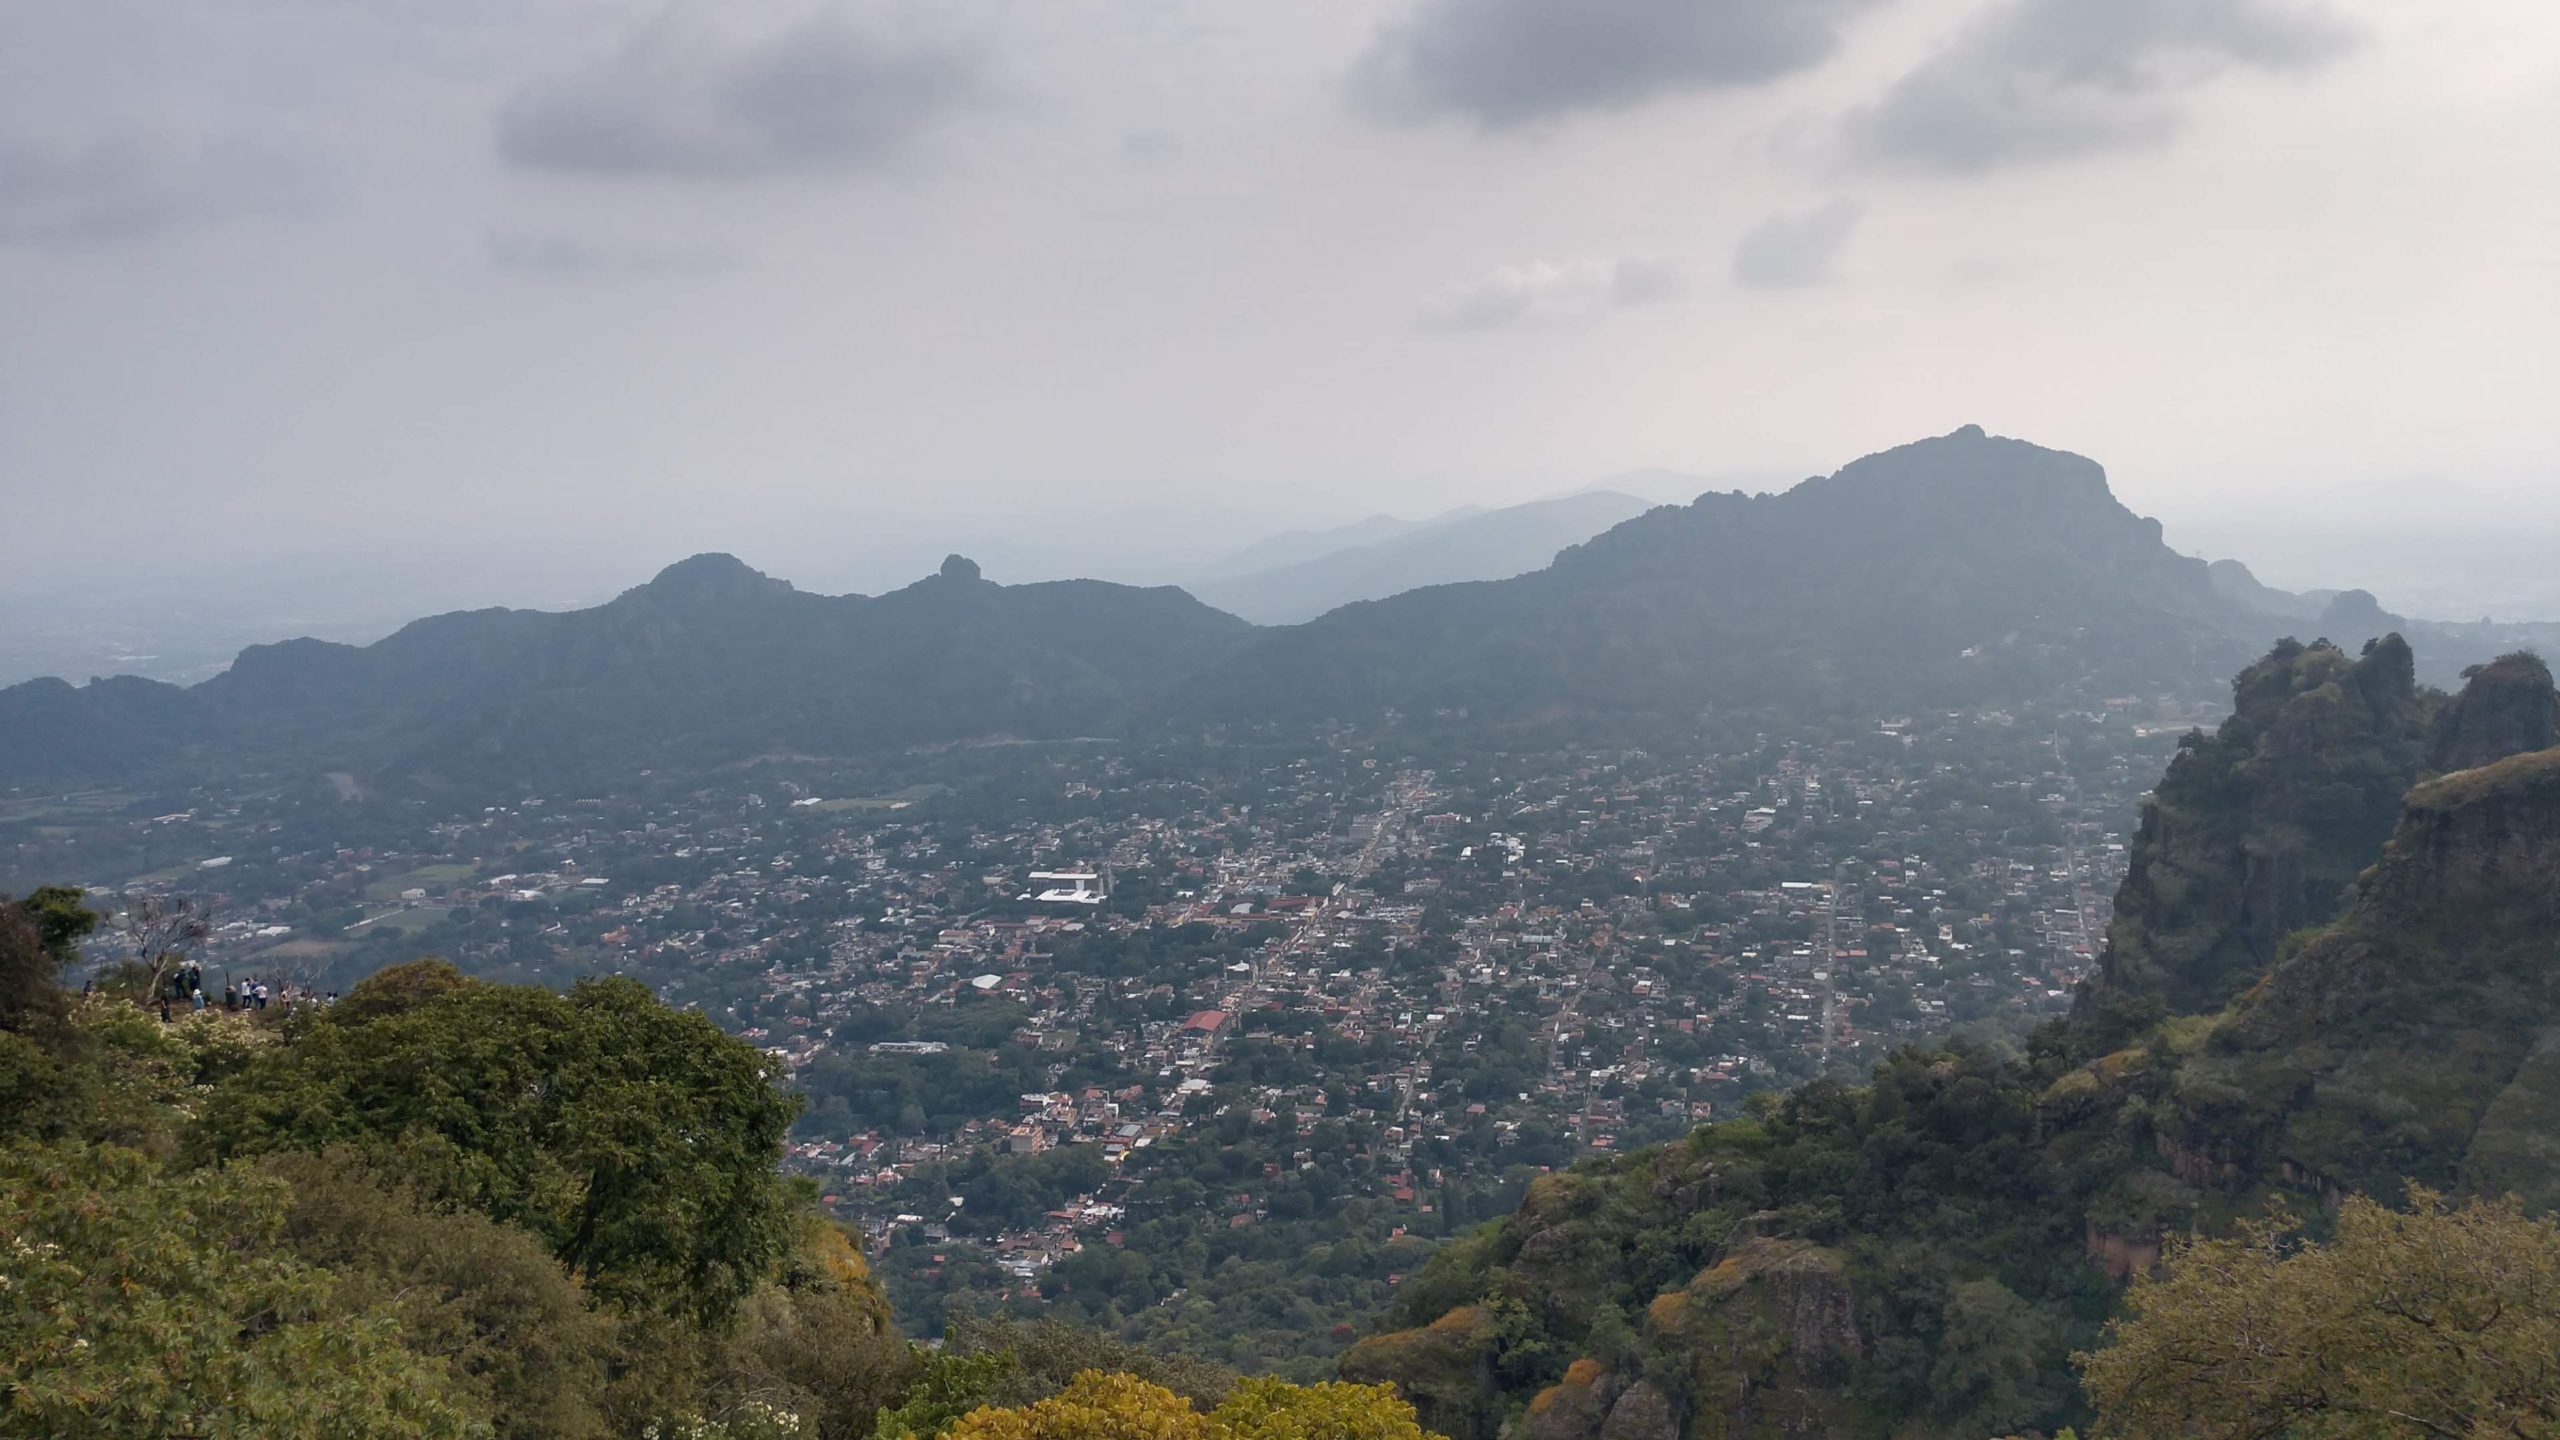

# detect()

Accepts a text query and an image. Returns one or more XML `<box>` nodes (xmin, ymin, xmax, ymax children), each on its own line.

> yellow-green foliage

<box><xmin>2080</xmin><ymin>1190</ymin><xmax>2560</xmax><ymax>1440</ymax></box>
<box><xmin>2150</xmin><ymin>1013</ymin><xmax>2222</xmax><ymax>1059</ymax></box>
<box><xmin>0</xmin><ymin>1140</ymin><xmax>486</xmax><ymax>1439</ymax></box>
<box><xmin>2039</xmin><ymin>1069</ymin><xmax>2099</xmax><ymax>1105</ymax></box>
<box><xmin>1642</xmin><ymin>1292</ymin><xmax>1687</xmax><ymax>1336</ymax></box>
<box><xmin>946</xmin><ymin>1372</ymin><xmax>1442</xmax><ymax>1440</ymax></box>
<box><xmin>2403</xmin><ymin>744</ymin><xmax>2560</xmax><ymax>812</ymax></box>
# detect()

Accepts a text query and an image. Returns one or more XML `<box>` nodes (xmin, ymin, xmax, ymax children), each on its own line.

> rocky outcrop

<box><xmin>2187</xmin><ymin>747</ymin><xmax>2560</xmax><ymax>1202</ymax></box>
<box><xmin>1645</xmin><ymin>1241</ymin><xmax>1859</xmax><ymax>1440</ymax></box>
<box><xmin>1597</xmin><ymin>1382</ymin><xmax>1677</xmax><ymax>1440</ymax></box>
<box><xmin>2425</xmin><ymin>652</ymin><xmax>2560</xmax><ymax>776</ymax></box>
<box><xmin>2086</xmin><ymin>636</ymin><xmax>2432</xmax><ymax>1026</ymax></box>
<box><xmin>2342</xmin><ymin>746</ymin><xmax>2560</xmax><ymax>934</ymax></box>
<box><xmin>1340</xmin><ymin>1305</ymin><xmax>1503</xmax><ymax>1440</ymax></box>
<box><xmin>1517</xmin><ymin>1360</ymin><xmax>1610</xmax><ymax>1440</ymax></box>
<box><xmin>2082</xmin><ymin>1223</ymin><xmax>2162</xmax><ymax>1281</ymax></box>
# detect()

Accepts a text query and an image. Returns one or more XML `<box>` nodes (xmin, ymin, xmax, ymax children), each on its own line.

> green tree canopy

<box><xmin>2079</xmin><ymin>1189</ymin><xmax>2560</xmax><ymax>1440</ymax></box>
<box><xmin>941</xmin><ymin>1371</ymin><xmax>1443</xmax><ymax>1440</ymax></box>
<box><xmin>0</xmin><ymin>1140</ymin><xmax>482</xmax><ymax>1440</ymax></box>
<box><xmin>198</xmin><ymin>962</ymin><xmax>804</xmax><ymax>1323</ymax></box>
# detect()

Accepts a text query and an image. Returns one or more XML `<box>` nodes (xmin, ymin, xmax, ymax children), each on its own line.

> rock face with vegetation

<box><xmin>2424</xmin><ymin>651</ymin><xmax>2560</xmax><ymax>775</ymax></box>
<box><xmin>2086</xmin><ymin>635</ymin><xmax>2433</xmax><ymax>1028</ymax></box>
<box><xmin>1342</xmin><ymin>641</ymin><xmax>2560</xmax><ymax>1440</ymax></box>
<box><xmin>2206</xmin><ymin>745</ymin><xmax>2560</xmax><ymax>1209</ymax></box>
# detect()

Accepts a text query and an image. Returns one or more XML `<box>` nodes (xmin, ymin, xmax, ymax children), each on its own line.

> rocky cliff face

<box><xmin>1646</xmin><ymin>1241</ymin><xmax>1860</xmax><ymax>1440</ymax></box>
<box><xmin>2085</xmin><ymin>635</ymin><xmax>2432</xmax><ymax>1028</ymax></box>
<box><xmin>2184</xmin><ymin>746</ymin><xmax>2560</xmax><ymax>1209</ymax></box>
<box><xmin>2425</xmin><ymin>652</ymin><xmax>2560</xmax><ymax>775</ymax></box>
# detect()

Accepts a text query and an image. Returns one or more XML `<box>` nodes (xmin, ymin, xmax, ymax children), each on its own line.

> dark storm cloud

<box><xmin>1844</xmin><ymin>0</ymin><xmax>2358</xmax><ymax>173</ymax></box>
<box><xmin>1352</xmin><ymin>0</ymin><xmax>1888</xmax><ymax>129</ymax></box>
<box><xmin>497</xmin><ymin>15</ymin><xmax>983</xmax><ymax>179</ymax></box>
<box><xmin>0</xmin><ymin>133</ymin><xmax>320</xmax><ymax>248</ymax></box>
<box><xmin>1731</xmin><ymin>199</ymin><xmax>1861</xmax><ymax>288</ymax></box>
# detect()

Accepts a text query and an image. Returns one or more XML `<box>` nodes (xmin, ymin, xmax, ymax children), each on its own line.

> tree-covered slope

<box><xmin>0</xmin><ymin>554</ymin><xmax>1254</xmax><ymax>792</ymax></box>
<box><xmin>1169</xmin><ymin>428</ymin><xmax>2270</xmax><ymax>735</ymax></box>
<box><xmin>7</xmin><ymin>427</ymin><xmax>2531</xmax><ymax>797</ymax></box>
<box><xmin>1190</xmin><ymin>491</ymin><xmax>1656</xmax><ymax>625</ymax></box>
<box><xmin>1343</xmin><ymin>642</ymin><xmax>2560</xmax><ymax>1440</ymax></box>
<box><xmin>2189</xmin><ymin>744</ymin><xmax>2560</xmax><ymax>1210</ymax></box>
<box><xmin>2</xmin><ymin>890</ymin><xmax>1477</xmax><ymax>1440</ymax></box>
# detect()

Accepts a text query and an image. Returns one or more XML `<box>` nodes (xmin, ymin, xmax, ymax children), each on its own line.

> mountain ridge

<box><xmin>1190</xmin><ymin>490</ymin><xmax>1656</xmax><ymax>624</ymax></box>
<box><xmin>8</xmin><ymin>425</ymin><xmax>2555</xmax><ymax>794</ymax></box>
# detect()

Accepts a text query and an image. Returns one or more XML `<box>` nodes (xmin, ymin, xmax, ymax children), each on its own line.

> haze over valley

<box><xmin>5</xmin><ymin>2</ymin><xmax>2556</xmax><ymax>1439</ymax></box>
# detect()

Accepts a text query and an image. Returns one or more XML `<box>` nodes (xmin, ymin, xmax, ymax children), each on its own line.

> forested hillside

<box><xmin>11</xmin><ymin>428</ymin><xmax>2559</xmax><ymax>798</ymax></box>
<box><xmin>0</xmin><ymin>555</ymin><xmax>1252</xmax><ymax>792</ymax></box>
<box><xmin>0</xmin><ymin>900</ymin><xmax>1436</xmax><ymax>1440</ymax></box>
<box><xmin>1341</xmin><ymin>641</ymin><xmax>2560</xmax><ymax>1440</ymax></box>
<box><xmin>8</xmin><ymin>634</ymin><xmax>2560</xmax><ymax>1438</ymax></box>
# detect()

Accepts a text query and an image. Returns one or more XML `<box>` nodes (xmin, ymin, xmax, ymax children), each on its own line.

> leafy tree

<box><xmin>259</xmin><ymin>1150</ymin><xmax>615</xmax><ymax>1440</ymax></box>
<box><xmin>941</xmin><ymin>1372</ymin><xmax>1442</xmax><ymax>1440</ymax></box>
<box><xmin>945</xmin><ymin>1315</ymin><xmax>1238</xmax><ymax>1409</ymax></box>
<box><xmin>3</xmin><ymin>888</ymin><xmax>95</xmax><ymax>1032</ymax></box>
<box><xmin>0</xmin><ymin>1140</ymin><xmax>483</xmax><ymax>1440</ymax></box>
<box><xmin>944</xmin><ymin>1371</ymin><xmax>1217</xmax><ymax>1440</ymax></box>
<box><xmin>2079</xmin><ymin>1189</ymin><xmax>2560</xmax><ymax>1440</ymax></box>
<box><xmin>1</xmin><ymin>991</ymin><xmax>255</xmax><ymax>1150</ymax></box>
<box><xmin>701</xmin><ymin>1212</ymin><xmax>916</xmax><ymax>1440</ymax></box>
<box><xmin>14</xmin><ymin>885</ymin><xmax>100</xmax><ymax>964</ymax></box>
<box><xmin>198</xmin><ymin>964</ymin><xmax>804</xmax><ymax>1323</ymax></box>
<box><xmin>876</xmin><ymin>1351</ymin><xmax>1027</xmax><ymax>1440</ymax></box>
<box><xmin>1213</xmin><ymin>1377</ymin><xmax>1439</xmax><ymax>1440</ymax></box>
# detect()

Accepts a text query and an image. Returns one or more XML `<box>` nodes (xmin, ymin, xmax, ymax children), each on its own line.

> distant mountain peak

<box><xmin>634</xmin><ymin>553</ymin><xmax>790</xmax><ymax>602</ymax></box>
<box><xmin>1797</xmin><ymin>426</ymin><xmax>2125</xmax><ymax>529</ymax></box>
<box><xmin>938</xmin><ymin>554</ymin><xmax>984</xmax><ymax>583</ymax></box>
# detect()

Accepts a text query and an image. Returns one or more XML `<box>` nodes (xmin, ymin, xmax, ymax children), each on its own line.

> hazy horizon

<box><xmin>10</xmin><ymin>442</ymin><xmax>2560</xmax><ymax>690</ymax></box>
<box><xmin>6</xmin><ymin>1</ymin><xmax>2555</xmax><ymax>624</ymax></box>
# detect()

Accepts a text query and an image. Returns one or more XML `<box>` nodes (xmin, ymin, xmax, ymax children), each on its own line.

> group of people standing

<box><xmin>143</xmin><ymin>960</ymin><xmax>333</xmax><ymax>1022</ymax></box>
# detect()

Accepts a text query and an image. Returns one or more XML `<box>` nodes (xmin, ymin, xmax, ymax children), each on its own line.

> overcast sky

<box><xmin>3</xmin><ymin>0</ymin><xmax>2555</xmax><ymax>611</ymax></box>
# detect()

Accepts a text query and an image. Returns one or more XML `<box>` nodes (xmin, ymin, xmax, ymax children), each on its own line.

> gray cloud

<box><xmin>0</xmin><ymin>133</ymin><xmax>320</xmax><ymax>248</ymax></box>
<box><xmin>487</xmin><ymin>231</ymin><xmax>742</xmax><ymax>279</ymax></box>
<box><xmin>1732</xmin><ymin>199</ymin><xmax>1862</xmax><ymax>288</ymax></box>
<box><xmin>1120</xmin><ymin>129</ymin><xmax>1184</xmax><ymax>164</ymax></box>
<box><xmin>1417</xmin><ymin>256</ymin><xmax>1682</xmax><ymax>332</ymax></box>
<box><xmin>498</xmin><ymin>14</ymin><xmax>983</xmax><ymax>179</ymax></box>
<box><xmin>1844</xmin><ymin>0</ymin><xmax>2358</xmax><ymax>173</ymax></box>
<box><xmin>1353</xmin><ymin>0</ymin><xmax>1886</xmax><ymax>129</ymax></box>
